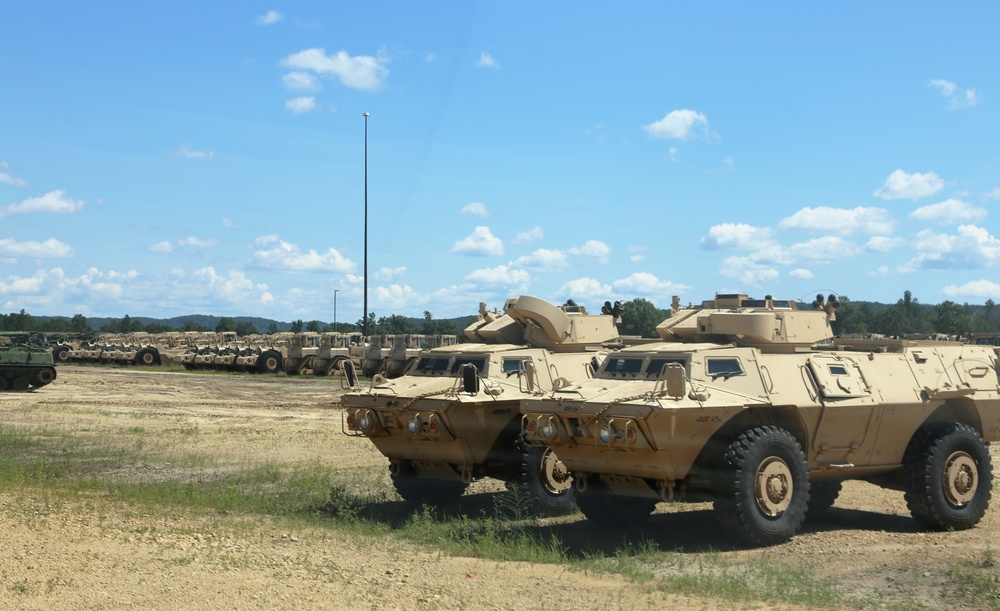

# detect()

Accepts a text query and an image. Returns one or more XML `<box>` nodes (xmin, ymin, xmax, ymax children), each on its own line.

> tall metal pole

<box><xmin>363</xmin><ymin>112</ymin><xmax>369</xmax><ymax>337</ymax></box>
<box><xmin>334</xmin><ymin>289</ymin><xmax>339</xmax><ymax>328</ymax></box>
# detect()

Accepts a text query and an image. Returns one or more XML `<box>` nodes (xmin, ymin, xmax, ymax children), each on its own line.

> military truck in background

<box><xmin>522</xmin><ymin>294</ymin><xmax>1000</xmax><ymax>545</ymax></box>
<box><xmin>342</xmin><ymin>295</ymin><xmax>623</xmax><ymax>514</ymax></box>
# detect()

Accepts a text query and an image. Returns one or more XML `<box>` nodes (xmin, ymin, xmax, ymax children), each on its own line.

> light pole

<box><xmin>334</xmin><ymin>289</ymin><xmax>339</xmax><ymax>329</ymax></box>
<box><xmin>363</xmin><ymin>112</ymin><xmax>369</xmax><ymax>337</ymax></box>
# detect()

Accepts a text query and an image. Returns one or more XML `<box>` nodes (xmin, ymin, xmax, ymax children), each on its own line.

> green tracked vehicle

<box><xmin>1</xmin><ymin>332</ymin><xmax>57</xmax><ymax>391</ymax></box>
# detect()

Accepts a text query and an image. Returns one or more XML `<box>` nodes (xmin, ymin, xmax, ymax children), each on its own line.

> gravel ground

<box><xmin>2</xmin><ymin>365</ymin><xmax>998</xmax><ymax>610</ymax></box>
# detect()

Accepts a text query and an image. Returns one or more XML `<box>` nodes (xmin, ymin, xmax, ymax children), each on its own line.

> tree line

<box><xmin>4</xmin><ymin>291</ymin><xmax>1000</xmax><ymax>340</ymax></box>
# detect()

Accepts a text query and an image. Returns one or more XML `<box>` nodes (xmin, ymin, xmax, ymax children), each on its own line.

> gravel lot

<box><xmin>2</xmin><ymin>366</ymin><xmax>998</xmax><ymax>609</ymax></box>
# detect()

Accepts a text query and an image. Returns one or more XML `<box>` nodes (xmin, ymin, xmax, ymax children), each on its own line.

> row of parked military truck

<box><xmin>47</xmin><ymin>331</ymin><xmax>458</xmax><ymax>377</ymax></box>
<box><xmin>340</xmin><ymin>293</ymin><xmax>1000</xmax><ymax>546</ymax></box>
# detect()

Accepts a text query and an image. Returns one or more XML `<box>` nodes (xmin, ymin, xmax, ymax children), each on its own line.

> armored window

<box><xmin>646</xmin><ymin>358</ymin><xmax>687</xmax><ymax>377</ymax></box>
<box><xmin>603</xmin><ymin>357</ymin><xmax>643</xmax><ymax>375</ymax></box>
<box><xmin>828</xmin><ymin>365</ymin><xmax>849</xmax><ymax>376</ymax></box>
<box><xmin>706</xmin><ymin>358</ymin><xmax>743</xmax><ymax>377</ymax></box>
<box><xmin>415</xmin><ymin>356</ymin><xmax>450</xmax><ymax>374</ymax></box>
<box><xmin>501</xmin><ymin>357</ymin><xmax>530</xmax><ymax>375</ymax></box>
<box><xmin>450</xmin><ymin>357</ymin><xmax>487</xmax><ymax>374</ymax></box>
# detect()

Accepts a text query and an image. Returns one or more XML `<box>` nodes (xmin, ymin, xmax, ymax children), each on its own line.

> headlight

<box><xmin>540</xmin><ymin>420</ymin><xmax>556</xmax><ymax>439</ymax></box>
<box><xmin>408</xmin><ymin>416</ymin><xmax>421</xmax><ymax>434</ymax></box>
<box><xmin>358</xmin><ymin>410</ymin><xmax>374</xmax><ymax>431</ymax></box>
<box><xmin>598</xmin><ymin>424</ymin><xmax>612</xmax><ymax>444</ymax></box>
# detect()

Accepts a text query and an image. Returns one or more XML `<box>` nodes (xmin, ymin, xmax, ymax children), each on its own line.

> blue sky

<box><xmin>2</xmin><ymin>2</ymin><xmax>999</xmax><ymax>323</ymax></box>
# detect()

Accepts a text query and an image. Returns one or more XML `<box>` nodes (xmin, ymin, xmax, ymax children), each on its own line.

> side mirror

<box><xmin>343</xmin><ymin>360</ymin><xmax>358</xmax><ymax>388</ymax></box>
<box><xmin>461</xmin><ymin>363</ymin><xmax>480</xmax><ymax>395</ymax></box>
<box><xmin>664</xmin><ymin>363</ymin><xmax>686</xmax><ymax>399</ymax></box>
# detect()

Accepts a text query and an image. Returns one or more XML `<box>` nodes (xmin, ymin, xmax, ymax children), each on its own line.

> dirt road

<box><xmin>1</xmin><ymin>366</ymin><xmax>997</xmax><ymax>609</ymax></box>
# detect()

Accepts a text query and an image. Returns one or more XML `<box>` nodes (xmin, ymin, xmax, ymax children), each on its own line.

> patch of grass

<box><xmin>943</xmin><ymin>548</ymin><xmax>1000</xmax><ymax>605</ymax></box>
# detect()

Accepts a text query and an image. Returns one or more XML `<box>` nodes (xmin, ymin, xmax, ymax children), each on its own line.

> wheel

<box><xmin>575</xmin><ymin>482</ymin><xmax>657</xmax><ymax>526</ymax></box>
<box><xmin>0</xmin><ymin>376</ymin><xmax>7</xmax><ymax>391</ymax></box>
<box><xmin>903</xmin><ymin>423</ymin><xmax>992</xmax><ymax>531</ymax></box>
<box><xmin>808</xmin><ymin>481</ymin><xmax>842</xmax><ymax>515</ymax></box>
<box><xmin>52</xmin><ymin>345</ymin><xmax>71</xmax><ymax>362</ymax></box>
<box><xmin>256</xmin><ymin>350</ymin><xmax>283</xmax><ymax>374</ymax></box>
<box><xmin>12</xmin><ymin>376</ymin><xmax>30</xmax><ymax>391</ymax></box>
<box><xmin>714</xmin><ymin>426</ymin><xmax>809</xmax><ymax>546</ymax></box>
<box><xmin>135</xmin><ymin>348</ymin><xmax>159</xmax><ymax>366</ymax></box>
<box><xmin>35</xmin><ymin>368</ymin><xmax>56</xmax><ymax>386</ymax></box>
<box><xmin>517</xmin><ymin>445</ymin><xmax>576</xmax><ymax>516</ymax></box>
<box><xmin>390</xmin><ymin>461</ymin><xmax>468</xmax><ymax>505</ymax></box>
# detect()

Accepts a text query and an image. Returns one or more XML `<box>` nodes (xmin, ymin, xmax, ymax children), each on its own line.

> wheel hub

<box><xmin>754</xmin><ymin>457</ymin><xmax>792</xmax><ymax>517</ymax></box>
<box><xmin>540</xmin><ymin>448</ymin><xmax>573</xmax><ymax>493</ymax></box>
<box><xmin>943</xmin><ymin>451</ymin><xmax>977</xmax><ymax>506</ymax></box>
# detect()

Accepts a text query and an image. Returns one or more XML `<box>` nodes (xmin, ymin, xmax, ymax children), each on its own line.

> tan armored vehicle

<box><xmin>342</xmin><ymin>296</ymin><xmax>621</xmax><ymax>513</ymax></box>
<box><xmin>521</xmin><ymin>294</ymin><xmax>1000</xmax><ymax>545</ymax></box>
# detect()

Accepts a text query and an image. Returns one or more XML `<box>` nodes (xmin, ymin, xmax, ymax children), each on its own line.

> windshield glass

<box><xmin>450</xmin><ymin>357</ymin><xmax>487</xmax><ymax>374</ymax></box>
<box><xmin>414</xmin><ymin>356</ymin><xmax>450</xmax><ymax>374</ymax></box>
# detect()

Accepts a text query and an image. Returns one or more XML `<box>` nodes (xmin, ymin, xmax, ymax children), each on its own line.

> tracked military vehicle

<box><xmin>342</xmin><ymin>295</ymin><xmax>621</xmax><ymax>514</ymax></box>
<box><xmin>522</xmin><ymin>294</ymin><xmax>1000</xmax><ymax>545</ymax></box>
<box><xmin>1</xmin><ymin>332</ymin><xmax>57</xmax><ymax>391</ymax></box>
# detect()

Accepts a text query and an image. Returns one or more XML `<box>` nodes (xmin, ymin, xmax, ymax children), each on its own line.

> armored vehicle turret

<box><xmin>522</xmin><ymin>294</ymin><xmax>1000</xmax><ymax>545</ymax></box>
<box><xmin>342</xmin><ymin>295</ymin><xmax>621</xmax><ymax>513</ymax></box>
<box><xmin>1</xmin><ymin>332</ymin><xmax>57</xmax><ymax>391</ymax></box>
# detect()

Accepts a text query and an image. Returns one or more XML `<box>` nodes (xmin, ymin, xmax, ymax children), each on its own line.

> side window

<box><xmin>450</xmin><ymin>357</ymin><xmax>487</xmax><ymax>374</ymax></box>
<box><xmin>603</xmin><ymin>357</ymin><xmax>643</xmax><ymax>376</ymax></box>
<box><xmin>646</xmin><ymin>358</ymin><xmax>686</xmax><ymax>377</ymax></box>
<box><xmin>502</xmin><ymin>357</ymin><xmax>529</xmax><ymax>375</ymax></box>
<box><xmin>706</xmin><ymin>358</ymin><xmax>743</xmax><ymax>378</ymax></box>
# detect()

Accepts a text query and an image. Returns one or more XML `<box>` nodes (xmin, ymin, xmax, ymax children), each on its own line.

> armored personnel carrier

<box><xmin>342</xmin><ymin>295</ymin><xmax>621</xmax><ymax>514</ymax></box>
<box><xmin>521</xmin><ymin>294</ymin><xmax>1000</xmax><ymax>545</ymax></box>
<box><xmin>1</xmin><ymin>332</ymin><xmax>57</xmax><ymax>391</ymax></box>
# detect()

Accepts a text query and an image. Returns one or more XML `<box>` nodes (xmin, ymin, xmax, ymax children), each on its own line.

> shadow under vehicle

<box><xmin>522</xmin><ymin>293</ymin><xmax>1000</xmax><ymax>546</ymax></box>
<box><xmin>342</xmin><ymin>295</ymin><xmax>622</xmax><ymax>515</ymax></box>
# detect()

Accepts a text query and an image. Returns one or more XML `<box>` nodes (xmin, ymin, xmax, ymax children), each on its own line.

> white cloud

<box><xmin>465</xmin><ymin>265</ymin><xmax>530</xmax><ymax>287</ymax></box>
<box><xmin>628</xmin><ymin>245</ymin><xmax>648</xmax><ymax>264</ymax></box>
<box><xmin>192</xmin><ymin>267</ymin><xmax>274</xmax><ymax>304</ymax></box>
<box><xmin>0</xmin><ymin>237</ymin><xmax>74</xmax><ymax>258</ymax></box>
<box><xmin>568</xmin><ymin>239</ymin><xmax>611</xmax><ymax>263</ymax></box>
<box><xmin>984</xmin><ymin>188</ymin><xmax>1000</xmax><ymax>201</ymax></box>
<box><xmin>611</xmin><ymin>272</ymin><xmax>690</xmax><ymax>299</ymax></box>
<box><xmin>873</xmin><ymin>169</ymin><xmax>943</xmax><ymax>200</ymax></box>
<box><xmin>701</xmin><ymin>223</ymin><xmax>774</xmax><ymax>250</ymax></box>
<box><xmin>512</xmin><ymin>249</ymin><xmax>568</xmax><ymax>272</ymax></box>
<box><xmin>283</xmin><ymin>71</ymin><xmax>321</xmax><ymax>92</ymax></box>
<box><xmin>460</xmin><ymin>202</ymin><xmax>489</xmax><ymax>217</ymax></box>
<box><xmin>452</xmin><ymin>226</ymin><xmax>504</xmax><ymax>256</ymax></box>
<box><xmin>0</xmin><ymin>162</ymin><xmax>28</xmax><ymax>187</ymax></box>
<box><xmin>178</xmin><ymin>236</ymin><xmax>219</xmax><ymax>248</ymax></box>
<box><xmin>903</xmin><ymin>225</ymin><xmax>1000</xmax><ymax>271</ymax></box>
<box><xmin>559</xmin><ymin>277</ymin><xmax>612</xmax><ymax>300</ymax></box>
<box><xmin>788</xmin><ymin>268</ymin><xmax>814</xmax><ymax>280</ymax></box>
<box><xmin>172</xmin><ymin>143</ymin><xmax>214</xmax><ymax>159</ymax></box>
<box><xmin>719</xmin><ymin>256</ymin><xmax>780</xmax><ymax>286</ymax></box>
<box><xmin>285</xmin><ymin>96</ymin><xmax>318</xmax><ymax>114</ymax></box>
<box><xmin>252</xmin><ymin>235</ymin><xmax>356</xmax><ymax>272</ymax></box>
<box><xmin>864</xmin><ymin>236</ymin><xmax>904</xmax><ymax>252</ymax></box>
<box><xmin>375</xmin><ymin>266</ymin><xmax>406</xmax><ymax>281</ymax></box>
<box><xmin>373</xmin><ymin>284</ymin><xmax>420</xmax><ymax>310</ymax></box>
<box><xmin>512</xmin><ymin>226</ymin><xmax>543</xmax><ymax>245</ymax></box>
<box><xmin>149</xmin><ymin>241</ymin><xmax>173</xmax><ymax>253</ymax></box>
<box><xmin>642</xmin><ymin>109</ymin><xmax>710</xmax><ymax>140</ymax></box>
<box><xmin>222</xmin><ymin>218</ymin><xmax>242</xmax><ymax>229</ymax></box>
<box><xmin>477</xmin><ymin>52</ymin><xmax>499</xmax><ymax>69</ymax></box>
<box><xmin>940</xmin><ymin>280</ymin><xmax>1000</xmax><ymax>299</ymax></box>
<box><xmin>777</xmin><ymin>206</ymin><xmax>895</xmax><ymax>236</ymax></box>
<box><xmin>910</xmin><ymin>198</ymin><xmax>987</xmax><ymax>224</ymax></box>
<box><xmin>281</xmin><ymin>48</ymin><xmax>388</xmax><ymax>91</ymax></box>
<box><xmin>929</xmin><ymin>79</ymin><xmax>981</xmax><ymax>109</ymax></box>
<box><xmin>0</xmin><ymin>190</ymin><xmax>85</xmax><ymax>218</ymax></box>
<box><xmin>256</xmin><ymin>10</ymin><xmax>283</xmax><ymax>25</ymax></box>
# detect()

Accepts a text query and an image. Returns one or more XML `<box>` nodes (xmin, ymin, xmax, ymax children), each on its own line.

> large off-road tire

<box><xmin>517</xmin><ymin>445</ymin><xmax>576</xmax><ymax>516</ymax></box>
<box><xmin>256</xmin><ymin>350</ymin><xmax>283</xmax><ymax>374</ymax></box>
<box><xmin>714</xmin><ymin>426</ymin><xmax>809</xmax><ymax>546</ymax></box>
<box><xmin>575</xmin><ymin>483</ymin><xmax>657</xmax><ymax>527</ymax></box>
<box><xmin>135</xmin><ymin>347</ymin><xmax>160</xmax><ymax>366</ymax></box>
<box><xmin>902</xmin><ymin>423</ymin><xmax>992</xmax><ymax>531</ymax></box>
<box><xmin>390</xmin><ymin>461</ymin><xmax>468</xmax><ymax>505</ymax></box>
<box><xmin>807</xmin><ymin>481</ymin><xmax>843</xmax><ymax>515</ymax></box>
<box><xmin>52</xmin><ymin>345</ymin><xmax>71</xmax><ymax>363</ymax></box>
